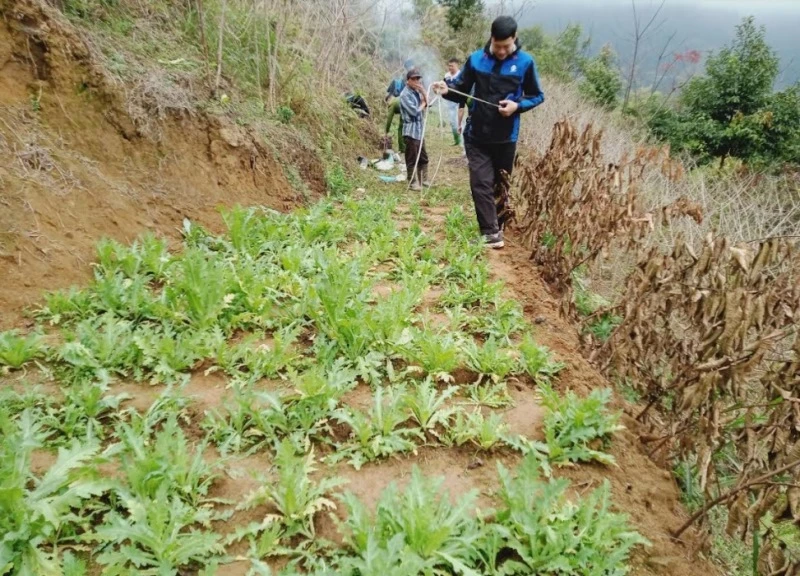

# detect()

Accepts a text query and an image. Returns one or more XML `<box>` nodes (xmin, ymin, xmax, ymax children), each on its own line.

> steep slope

<box><xmin>0</xmin><ymin>0</ymin><xmax>325</xmax><ymax>328</ymax></box>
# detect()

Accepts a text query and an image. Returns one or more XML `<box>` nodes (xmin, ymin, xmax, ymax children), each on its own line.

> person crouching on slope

<box><xmin>399</xmin><ymin>68</ymin><xmax>430</xmax><ymax>191</ymax></box>
<box><xmin>433</xmin><ymin>15</ymin><xmax>544</xmax><ymax>249</ymax></box>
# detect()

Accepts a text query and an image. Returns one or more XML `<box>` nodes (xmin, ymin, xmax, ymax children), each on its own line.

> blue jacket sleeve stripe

<box><xmin>518</xmin><ymin>59</ymin><xmax>545</xmax><ymax>113</ymax></box>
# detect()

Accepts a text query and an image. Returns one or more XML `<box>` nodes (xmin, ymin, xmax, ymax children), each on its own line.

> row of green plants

<box><xmin>1</xmin><ymin>189</ymin><xmax>642</xmax><ymax>574</ymax></box>
<box><xmin>2</xmin><ymin>198</ymin><xmax>553</xmax><ymax>384</ymax></box>
<box><xmin>1</xmin><ymin>378</ymin><xmax>636</xmax><ymax>575</ymax></box>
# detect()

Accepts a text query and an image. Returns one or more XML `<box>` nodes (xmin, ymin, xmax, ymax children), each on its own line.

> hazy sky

<box><xmin>525</xmin><ymin>0</ymin><xmax>800</xmax><ymax>12</ymax></box>
<box><xmin>510</xmin><ymin>0</ymin><xmax>800</xmax><ymax>87</ymax></box>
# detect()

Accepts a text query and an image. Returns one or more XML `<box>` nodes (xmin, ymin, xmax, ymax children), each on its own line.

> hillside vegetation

<box><xmin>1</xmin><ymin>1</ymin><xmax>798</xmax><ymax>576</ymax></box>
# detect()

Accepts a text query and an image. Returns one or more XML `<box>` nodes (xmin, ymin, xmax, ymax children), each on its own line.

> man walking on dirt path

<box><xmin>399</xmin><ymin>68</ymin><xmax>429</xmax><ymax>191</ymax></box>
<box><xmin>444</xmin><ymin>58</ymin><xmax>466</xmax><ymax>147</ymax></box>
<box><xmin>433</xmin><ymin>15</ymin><xmax>544</xmax><ymax>249</ymax></box>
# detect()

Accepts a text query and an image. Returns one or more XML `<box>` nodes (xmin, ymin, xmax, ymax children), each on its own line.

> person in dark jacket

<box><xmin>384</xmin><ymin>59</ymin><xmax>414</xmax><ymax>104</ymax></box>
<box><xmin>433</xmin><ymin>15</ymin><xmax>544</xmax><ymax>249</ymax></box>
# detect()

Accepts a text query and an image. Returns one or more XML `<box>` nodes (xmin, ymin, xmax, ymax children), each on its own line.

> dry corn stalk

<box><xmin>597</xmin><ymin>227</ymin><xmax>800</xmax><ymax>549</ymax></box>
<box><xmin>513</xmin><ymin>119</ymin><xmax>696</xmax><ymax>315</ymax></box>
<box><xmin>515</xmin><ymin>118</ymin><xmax>800</xmax><ymax>560</ymax></box>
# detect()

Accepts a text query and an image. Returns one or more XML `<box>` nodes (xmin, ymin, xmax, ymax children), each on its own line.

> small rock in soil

<box><xmin>467</xmin><ymin>459</ymin><xmax>484</xmax><ymax>470</ymax></box>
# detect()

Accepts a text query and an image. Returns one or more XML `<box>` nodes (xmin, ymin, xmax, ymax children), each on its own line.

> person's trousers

<box><xmin>464</xmin><ymin>139</ymin><xmax>516</xmax><ymax>236</ymax></box>
<box><xmin>446</xmin><ymin>102</ymin><xmax>460</xmax><ymax>144</ymax></box>
<box><xmin>403</xmin><ymin>136</ymin><xmax>428</xmax><ymax>180</ymax></box>
<box><xmin>397</xmin><ymin>118</ymin><xmax>406</xmax><ymax>153</ymax></box>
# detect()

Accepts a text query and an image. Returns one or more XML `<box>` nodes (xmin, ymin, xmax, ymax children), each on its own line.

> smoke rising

<box><xmin>373</xmin><ymin>0</ymin><xmax>444</xmax><ymax>84</ymax></box>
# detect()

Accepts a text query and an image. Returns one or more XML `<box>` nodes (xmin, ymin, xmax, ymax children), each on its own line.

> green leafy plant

<box><xmin>444</xmin><ymin>409</ymin><xmax>508</xmax><ymax>451</ymax></box>
<box><xmin>115</xmin><ymin>415</ymin><xmax>222</xmax><ymax>507</ymax></box>
<box><xmin>38</xmin><ymin>382</ymin><xmax>130</xmax><ymax>446</ymax></box>
<box><xmin>339</xmin><ymin>466</ymin><xmax>482</xmax><ymax>575</ymax></box>
<box><xmin>36</xmin><ymin>287</ymin><xmax>95</xmax><ymax>325</ymax></box>
<box><xmin>92</xmin><ymin>485</ymin><xmax>224</xmax><ymax>574</ymax></box>
<box><xmin>239</xmin><ymin>440</ymin><xmax>345</xmax><ymax>539</ymax></box>
<box><xmin>55</xmin><ymin>315</ymin><xmax>141</xmax><ymax>383</ymax></box>
<box><xmin>586</xmin><ymin>312</ymin><xmax>622</xmax><ymax>342</ymax></box>
<box><xmin>443</xmin><ymin>205</ymin><xmax>473</xmax><ymax>242</ymax></box>
<box><xmin>217</xmin><ymin>325</ymin><xmax>302</xmax><ymax>382</ymax></box>
<box><xmin>277</xmin><ymin>105</ymin><xmax>295</xmax><ymax>124</ymax></box>
<box><xmin>465</xmin><ymin>381</ymin><xmax>513</xmax><ymax>408</ymax></box>
<box><xmin>332</xmin><ymin>387</ymin><xmax>422</xmax><ymax>469</ymax></box>
<box><xmin>403</xmin><ymin>329</ymin><xmax>462</xmax><ymax>382</ymax></box>
<box><xmin>0</xmin><ymin>330</ymin><xmax>46</xmax><ymax>370</ymax></box>
<box><xmin>488</xmin><ymin>454</ymin><xmax>649</xmax><ymax>574</ymax></box>
<box><xmin>440</xmin><ymin>269</ymin><xmax>503</xmax><ymax>309</ymax></box>
<box><xmin>168</xmin><ymin>250</ymin><xmax>237</xmax><ymax>330</ymax></box>
<box><xmin>95</xmin><ymin>233</ymin><xmax>172</xmax><ymax>281</ymax></box>
<box><xmin>402</xmin><ymin>377</ymin><xmax>457</xmax><ymax>432</ymax></box>
<box><xmin>467</xmin><ymin>300</ymin><xmax>527</xmax><ymax>342</ymax></box>
<box><xmin>517</xmin><ymin>335</ymin><xmax>564</xmax><ymax>384</ymax></box>
<box><xmin>337</xmin><ymin>532</ymin><xmax>428</xmax><ymax>575</ymax></box>
<box><xmin>463</xmin><ymin>337</ymin><xmax>518</xmax><ymax>383</ymax></box>
<box><xmin>133</xmin><ymin>325</ymin><xmax>222</xmax><ymax>383</ymax></box>
<box><xmin>204</xmin><ymin>368</ymin><xmax>345</xmax><ymax>455</ymax></box>
<box><xmin>92</xmin><ymin>273</ymin><xmax>159</xmax><ymax>321</ymax></box>
<box><xmin>540</xmin><ymin>385</ymin><xmax>623</xmax><ymax>465</ymax></box>
<box><xmin>325</xmin><ymin>163</ymin><xmax>351</xmax><ymax>197</ymax></box>
<box><xmin>0</xmin><ymin>410</ymin><xmax>110</xmax><ymax>575</ymax></box>
<box><xmin>203</xmin><ymin>388</ymin><xmax>303</xmax><ymax>454</ymax></box>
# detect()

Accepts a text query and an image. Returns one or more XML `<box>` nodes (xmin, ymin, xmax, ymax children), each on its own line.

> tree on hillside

<box><xmin>679</xmin><ymin>17</ymin><xmax>779</xmax><ymax>164</ymax></box>
<box><xmin>642</xmin><ymin>17</ymin><xmax>800</xmax><ymax>168</ymax></box>
<box><xmin>758</xmin><ymin>83</ymin><xmax>800</xmax><ymax>166</ymax></box>
<box><xmin>579</xmin><ymin>45</ymin><xmax>623</xmax><ymax>109</ymax></box>
<box><xmin>438</xmin><ymin>0</ymin><xmax>484</xmax><ymax>32</ymax></box>
<box><xmin>518</xmin><ymin>23</ymin><xmax>590</xmax><ymax>83</ymax></box>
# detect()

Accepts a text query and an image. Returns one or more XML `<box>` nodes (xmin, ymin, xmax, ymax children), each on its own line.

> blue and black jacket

<box><xmin>444</xmin><ymin>41</ymin><xmax>544</xmax><ymax>144</ymax></box>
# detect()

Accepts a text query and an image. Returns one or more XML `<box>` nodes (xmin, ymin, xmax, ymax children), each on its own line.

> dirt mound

<box><xmin>0</xmin><ymin>0</ymin><xmax>323</xmax><ymax>328</ymax></box>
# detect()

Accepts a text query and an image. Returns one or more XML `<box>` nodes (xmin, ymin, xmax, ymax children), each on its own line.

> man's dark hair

<box><xmin>490</xmin><ymin>16</ymin><xmax>517</xmax><ymax>40</ymax></box>
<box><xmin>448</xmin><ymin>57</ymin><xmax>460</xmax><ymax>64</ymax></box>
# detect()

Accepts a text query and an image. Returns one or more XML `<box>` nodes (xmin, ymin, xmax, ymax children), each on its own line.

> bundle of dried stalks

<box><xmin>513</xmin><ymin>119</ymin><xmax>695</xmax><ymax>313</ymax></box>
<box><xmin>516</xmin><ymin>118</ymin><xmax>800</xmax><ymax>565</ymax></box>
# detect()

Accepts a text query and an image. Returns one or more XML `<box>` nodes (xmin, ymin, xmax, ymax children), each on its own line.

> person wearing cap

<box><xmin>433</xmin><ymin>15</ymin><xmax>544</xmax><ymax>249</ymax></box>
<box><xmin>399</xmin><ymin>67</ymin><xmax>430</xmax><ymax>191</ymax></box>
